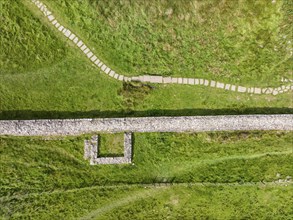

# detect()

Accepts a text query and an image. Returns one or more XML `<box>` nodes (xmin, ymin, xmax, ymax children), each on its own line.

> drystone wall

<box><xmin>1</xmin><ymin>115</ymin><xmax>292</xmax><ymax>136</ymax></box>
<box><xmin>30</xmin><ymin>0</ymin><xmax>293</xmax><ymax>95</ymax></box>
<box><xmin>84</xmin><ymin>133</ymin><xmax>132</xmax><ymax>165</ymax></box>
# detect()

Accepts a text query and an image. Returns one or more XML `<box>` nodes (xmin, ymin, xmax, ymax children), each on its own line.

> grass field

<box><xmin>0</xmin><ymin>0</ymin><xmax>292</xmax><ymax>120</ymax></box>
<box><xmin>0</xmin><ymin>1</ymin><xmax>292</xmax><ymax>219</ymax></box>
<box><xmin>0</xmin><ymin>131</ymin><xmax>292</xmax><ymax>219</ymax></box>
<box><xmin>41</xmin><ymin>0</ymin><xmax>293</xmax><ymax>85</ymax></box>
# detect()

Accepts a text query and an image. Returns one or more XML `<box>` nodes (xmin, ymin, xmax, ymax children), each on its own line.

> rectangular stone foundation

<box><xmin>85</xmin><ymin>133</ymin><xmax>133</xmax><ymax>165</ymax></box>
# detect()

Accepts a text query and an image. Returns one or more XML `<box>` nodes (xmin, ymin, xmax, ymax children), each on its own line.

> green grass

<box><xmin>0</xmin><ymin>0</ymin><xmax>292</xmax><ymax>120</ymax></box>
<box><xmin>0</xmin><ymin>0</ymin><xmax>68</xmax><ymax>75</ymax></box>
<box><xmin>0</xmin><ymin>131</ymin><xmax>292</xmax><ymax>219</ymax></box>
<box><xmin>1</xmin><ymin>1</ymin><xmax>292</xmax><ymax>219</ymax></box>
<box><xmin>1</xmin><ymin>132</ymin><xmax>291</xmax><ymax>218</ymax></box>
<box><xmin>1</xmin><ymin>131</ymin><xmax>292</xmax><ymax>196</ymax></box>
<box><xmin>99</xmin><ymin>133</ymin><xmax>124</xmax><ymax>157</ymax></box>
<box><xmin>41</xmin><ymin>0</ymin><xmax>293</xmax><ymax>86</ymax></box>
<box><xmin>96</xmin><ymin>185</ymin><xmax>293</xmax><ymax>220</ymax></box>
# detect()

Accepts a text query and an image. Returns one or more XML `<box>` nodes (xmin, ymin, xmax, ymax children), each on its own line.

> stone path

<box><xmin>84</xmin><ymin>133</ymin><xmax>132</xmax><ymax>164</ymax></box>
<box><xmin>30</xmin><ymin>0</ymin><xmax>293</xmax><ymax>96</ymax></box>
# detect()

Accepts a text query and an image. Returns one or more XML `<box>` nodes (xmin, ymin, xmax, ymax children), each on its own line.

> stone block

<box><xmin>86</xmin><ymin>52</ymin><xmax>93</xmax><ymax>58</ymax></box>
<box><xmin>131</xmin><ymin>76</ymin><xmax>140</xmax><ymax>81</ymax></box>
<box><xmin>225</xmin><ymin>84</ymin><xmax>231</xmax><ymax>90</ymax></box>
<box><xmin>40</xmin><ymin>6</ymin><xmax>46</xmax><ymax>12</ymax></box>
<box><xmin>73</xmin><ymin>37</ymin><xmax>79</xmax><ymax>44</ymax></box>
<box><xmin>109</xmin><ymin>70</ymin><xmax>115</xmax><ymax>77</ymax></box>
<box><xmin>266</xmin><ymin>88</ymin><xmax>273</xmax><ymax>94</ymax></box>
<box><xmin>105</xmin><ymin>67</ymin><xmax>111</xmax><ymax>74</ymax></box>
<box><xmin>237</xmin><ymin>86</ymin><xmax>246</xmax><ymax>93</ymax></box>
<box><xmin>188</xmin><ymin>78</ymin><xmax>195</xmax><ymax>85</ymax></box>
<box><xmin>272</xmin><ymin>90</ymin><xmax>278</xmax><ymax>95</ymax></box>
<box><xmin>230</xmin><ymin>85</ymin><xmax>236</xmax><ymax>91</ymax></box>
<box><xmin>204</xmin><ymin>80</ymin><xmax>209</xmax><ymax>86</ymax></box>
<box><xmin>262</xmin><ymin>88</ymin><xmax>267</xmax><ymax>93</ymax></box>
<box><xmin>52</xmin><ymin>20</ymin><xmax>57</xmax><ymax>25</ymax></box>
<box><xmin>77</xmin><ymin>41</ymin><xmax>83</xmax><ymax>47</ymax></box>
<box><xmin>210</xmin><ymin>80</ymin><xmax>216</xmax><ymax>87</ymax></box>
<box><xmin>41</xmin><ymin>5</ymin><xmax>46</xmax><ymax>11</ymax></box>
<box><xmin>123</xmin><ymin>77</ymin><xmax>131</xmax><ymax>82</ymax></box>
<box><xmin>69</xmin><ymin>33</ymin><xmax>75</xmax><ymax>40</ymax></box>
<box><xmin>91</xmin><ymin>55</ymin><xmax>97</xmax><ymax>62</ymax></box>
<box><xmin>183</xmin><ymin>78</ymin><xmax>188</xmax><ymax>84</ymax></box>
<box><xmin>47</xmin><ymin>15</ymin><xmax>54</xmax><ymax>21</ymax></box>
<box><xmin>44</xmin><ymin>10</ymin><xmax>51</xmax><ymax>16</ymax></box>
<box><xmin>101</xmin><ymin>64</ymin><xmax>107</xmax><ymax>71</ymax></box>
<box><xmin>143</xmin><ymin>75</ymin><xmax>151</xmax><ymax>82</ymax></box>
<box><xmin>58</xmin><ymin>26</ymin><xmax>64</xmax><ymax>32</ymax></box>
<box><xmin>149</xmin><ymin>76</ymin><xmax>163</xmax><ymax>83</ymax></box>
<box><xmin>37</xmin><ymin>2</ymin><xmax>43</xmax><ymax>8</ymax></box>
<box><xmin>199</xmin><ymin>79</ymin><xmax>204</xmax><ymax>85</ymax></box>
<box><xmin>163</xmin><ymin>77</ymin><xmax>172</xmax><ymax>83</ymax></box>
<box><xmin>65</xmin><ymin>30</ymin><xmax>71</xmax><ymax>37</ymax></box>
<box><xmin>114</xmin><ymin>74</ymin><xmax>119</xmax><ymax>79</ymax></box>
<box><xmin>171</xmin><ymin>78</ymin><xmax>178</xmax><ymax>83</ymax></box>
<box><xmin>178</xmin><ymin>78</ymin><xmax>183</xmax><ymax>84</ymax></box>
<box><xmin>80</xmin><ymin>45</ymin><xmax>87</xmax><ymax>51</ymax></box>
<box><xmin>194</xmin><ymin>79</ymin><xmax>199</xmax><ymax>85</ymax></box>
<box><xmin>94</xmin><ymin>59</ymin><xmax>100</xmax><ymax>66</ymax></box>
<box><xmin>98</xmin><ymin>62</ymin><xmax>103</xmax><ymax>67</ymax></box>
<box><xmin>254</xmin><ymin>88</ymin><xmax>261</xmax><ymax>94</ymax></box>
<box><xmin>62</xmin><ymin>28</ymin><xmax>67</xmax><ymax>34</ymax></box>
<box><xmin>216</xmin><ymin>82</ymin><xmax>225</xmax><ymax>89</ymax></box>
<box><xmin>83</xmin><ymin>48</ymin><xmax>90</xmax><ymax>54</ymax></box>
<box><xmin>55</xmin><ymin>22</ymin><xmax>60</xmax><ymax>28</ymax></box>
<box><xmin>138</xmin><ymin>76</ymin><xmax>145</xmax><ymax>82</ymax></box>
<box><xmin>118</xmin><ymin>75</ymin><xmax>124</xmax><ymax>81</ymax></box>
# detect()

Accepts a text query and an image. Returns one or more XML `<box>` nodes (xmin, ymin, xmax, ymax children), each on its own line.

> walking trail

<box><xmin>30</xmin><ymin>0</ymin><xmax>293</xmax><ymax>96</ymax></box>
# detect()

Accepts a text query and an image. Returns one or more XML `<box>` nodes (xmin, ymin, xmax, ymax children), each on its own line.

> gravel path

<box><xmin>1</xmin><ymin>115</ymin><xmax>292</xmax><ymax>136</ymax></box>
<box><xmin>30</xmin><ymin>0</ymin><xmax>293</xmax><ymax>96</ymax></box>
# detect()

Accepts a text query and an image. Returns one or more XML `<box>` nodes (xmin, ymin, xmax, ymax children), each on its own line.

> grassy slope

<box><xmin>97</xmin><ymin>185</ymin><xmax>293</xmax><ymax>220</ymax></box>
<box><xmin>0</xmin><ymin>131</ymin><xmax>292</xmax><ymax>219</ymax></box>
<box><xmin>43</xmin><ymin>0</ymin><xmax>293</xmax><ymax>85</ymax></box>
<box><xmin>0</xmin><ymin>0</ymin><xmax>67</xmax><ymax>75</ymax></box>
<box><xmin>1</xmin><ymin>2</ymin><xmax>292</xmax><ymax>219</ymax></box>
<box><xmin>0</xmin><ymin>0</ymin><xmax>292</xmax><ymax>120</ymax></box>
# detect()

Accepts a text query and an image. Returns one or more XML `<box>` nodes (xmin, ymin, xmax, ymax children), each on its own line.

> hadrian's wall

<box><xmin>1</xmin><ymin>115</ymin><xmax>292</xmax><ymax>136</ymax></box>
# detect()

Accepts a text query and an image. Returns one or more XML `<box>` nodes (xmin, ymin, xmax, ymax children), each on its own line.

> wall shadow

<box><xmin>0</xmin><ymin>108</ymin><xmax>292</xmax><ymax>120</ymax></box>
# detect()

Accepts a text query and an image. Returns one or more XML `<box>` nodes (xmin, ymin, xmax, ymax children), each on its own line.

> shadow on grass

<box><xmin>98</xmin><ymin>153</ymin><xmax>124</xmax><ymax>157</ymax></box>
<box><xmin>0</xmin><ymin>108</ymin><xmax>292</xmax><ymax>120</ymax></box>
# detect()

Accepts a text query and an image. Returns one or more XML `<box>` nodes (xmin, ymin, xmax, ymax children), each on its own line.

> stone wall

<box><xmin>1</xmin><ymin>115</ymin><xmax>292</xmax><ymax>136</ymax></box>
<box><xmin>84</xmin><ymin>133</ymin><xmax>132</xmax><ymax>165</ymax></box>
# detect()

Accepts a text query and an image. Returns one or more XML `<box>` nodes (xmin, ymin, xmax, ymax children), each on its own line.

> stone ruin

<box><xmin>84</xmin><ymin>133</ymin><xmax>133</xmax><ymax>165</ymax></box>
